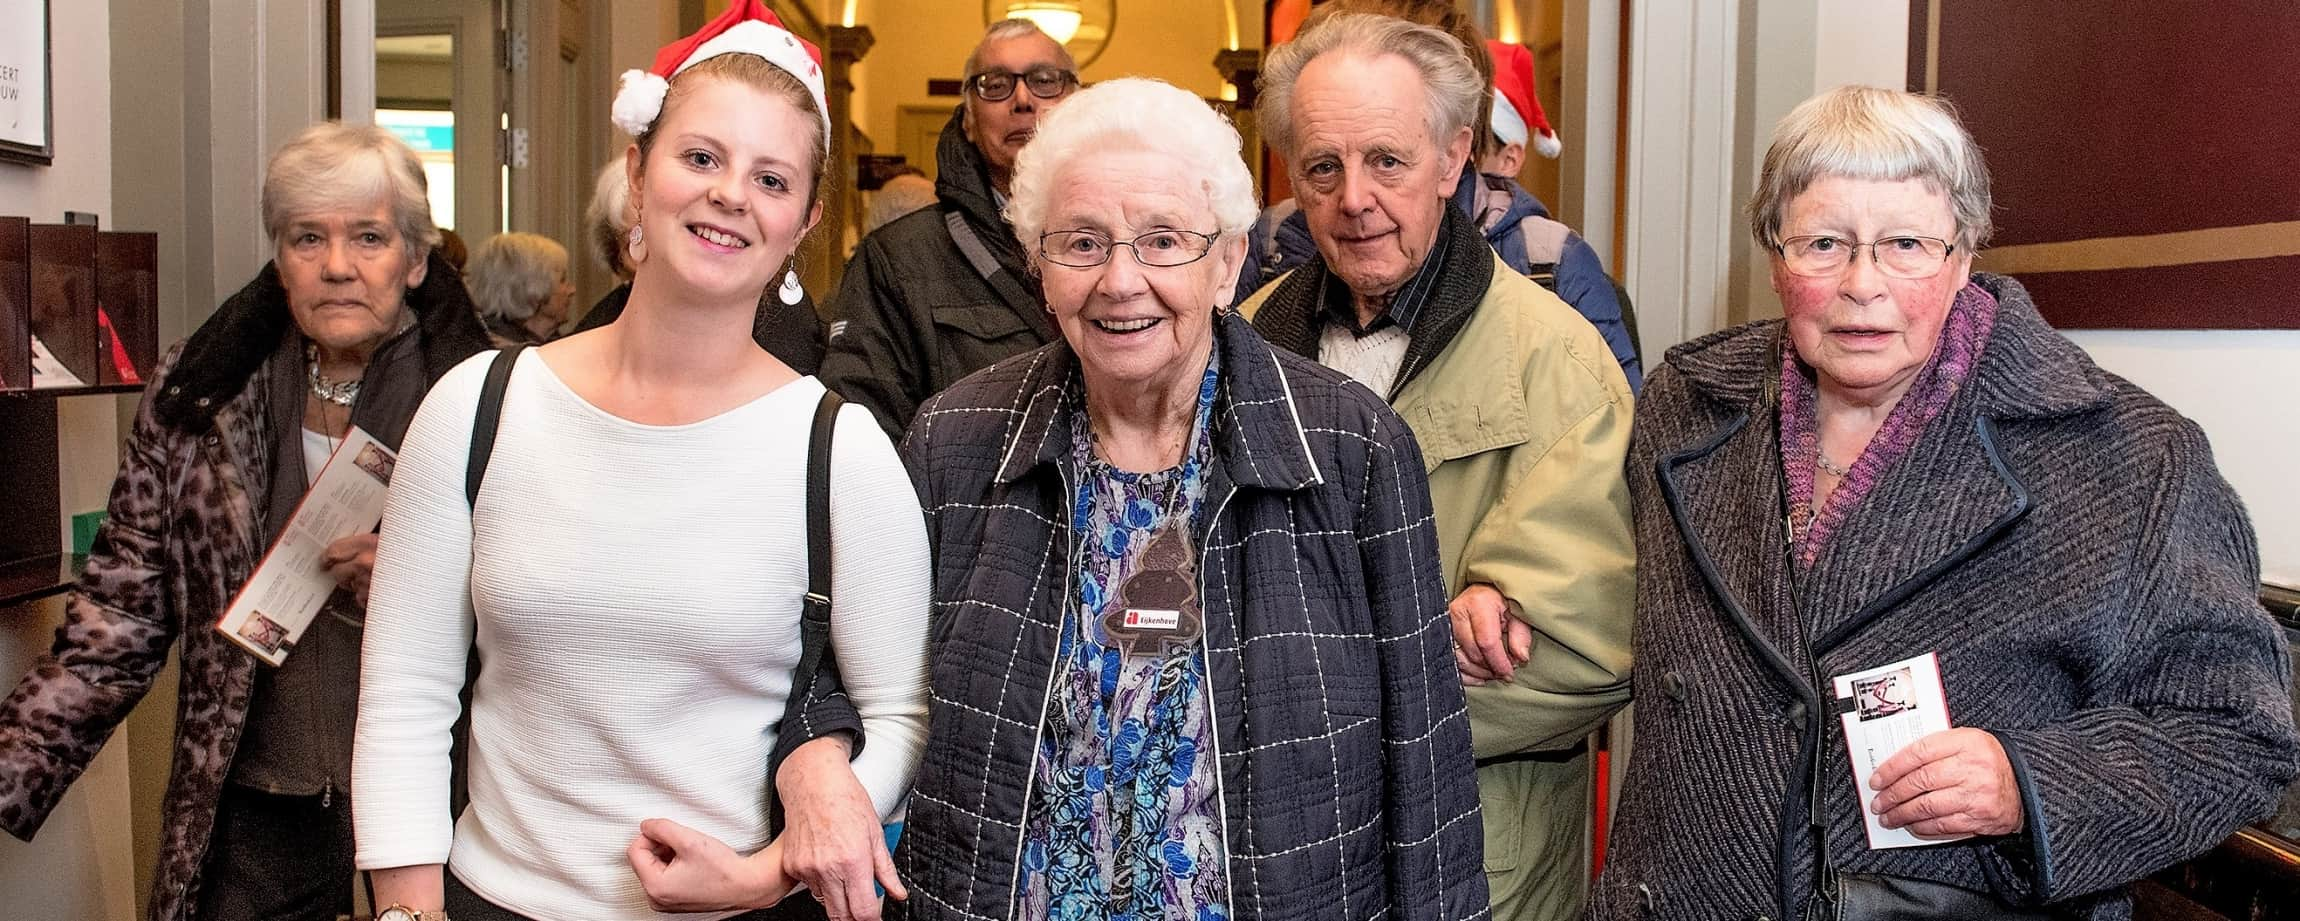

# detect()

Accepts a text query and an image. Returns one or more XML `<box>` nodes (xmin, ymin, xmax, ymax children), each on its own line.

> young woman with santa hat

<box><xmin>352</xmin><ymin>4</ymin><xmax>928</xmax><ymax>920</ymax></box>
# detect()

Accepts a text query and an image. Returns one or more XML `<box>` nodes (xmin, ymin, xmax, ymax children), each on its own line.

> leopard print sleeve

<box><xmin>0</xmin><ymin>346</ymin><xmax>192</xmax><ymax>841</ymax></box>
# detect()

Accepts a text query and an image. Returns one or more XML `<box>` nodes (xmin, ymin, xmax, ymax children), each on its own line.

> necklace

<box><xmin>1815</xmin><ymin>450</ymin><xmax>1854</xmax><ymax>478</ymax></box>
<box><xmin>306</xmin><ymin>343</ymin><xmax>362</xmax><ymax>407</ymax></box>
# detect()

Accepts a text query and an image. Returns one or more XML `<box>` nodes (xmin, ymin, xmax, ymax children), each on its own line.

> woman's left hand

<box><xmin>322</xmin><ymin>533</ymin><xmax>379</xmax><ymax>606</ymax></box>
<box><xmin>776</xmin><ymin>735</ymin><xmax>907</xmax><ymax>920</ymax></box>
<box><xmin>628</xmin><ymin>819</ymin><xmax>789</xmax><ymax>911</ymax></box>
<box><xmin>1868</xmin><ymin>727</ymin><xmax>2025</xmax><ymax>837</ymax></box>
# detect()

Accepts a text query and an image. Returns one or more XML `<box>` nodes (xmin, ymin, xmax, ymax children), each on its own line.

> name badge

<box><xmin>1122</xmin><ymin>608</ymin><xmax>1182</xmax><ymax>631</ymax></box>
<box><xmin>1102</xmin><ymin>526</ymin><xmax>1204</xmax><ymax>658</ymax></box>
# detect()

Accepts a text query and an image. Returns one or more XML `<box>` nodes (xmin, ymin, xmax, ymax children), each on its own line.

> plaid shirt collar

<box><xmin>1316</xmin><ymin>214</ymin><xmax>1453</xmax><ymax>338</ymax></box>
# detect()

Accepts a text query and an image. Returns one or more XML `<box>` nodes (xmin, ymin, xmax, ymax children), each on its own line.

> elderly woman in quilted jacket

<box><xmin>0</xmin><ymin>123</ymin><xmax>491</xmax><ymax>921</ymax></box>
<box><xmin>891</xmin><ymin>78</ymin><xmax>1487</xmax><ymax>921</ymax></box>
<box><xmin>1593</xmin><ymin>85</ymin><xmax>2298</xmax><ymax>921</ymax></box>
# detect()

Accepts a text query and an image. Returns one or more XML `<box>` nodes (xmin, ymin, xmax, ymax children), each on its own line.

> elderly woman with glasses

<box><xmin>1594</xmin><ymin>84</ymin><xmax>2296</xmax><ymax>921</ymax></box>
<box><xmin>884</xmin><ymin>77</ymin><xmax>1487</xmax><ymax>920</ymax></box>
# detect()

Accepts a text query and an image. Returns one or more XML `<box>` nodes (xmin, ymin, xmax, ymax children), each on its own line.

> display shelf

<box><xmin>0</xmin><ymin>213</ymin><xmax>156</xmax><ymax>615</ymax></box>
<box><xmin>0</xmin><ymin>553</ymin><xmax>80</xmax><ymax>609</ymax></box>
<box><xmin>0</xmin><ymin>382</ymin><xmax>141</xmax><ymax>399</ymax></box>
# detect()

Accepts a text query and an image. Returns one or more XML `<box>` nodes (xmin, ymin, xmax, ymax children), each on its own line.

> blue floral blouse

<box><xmin>1016</xmin><ymin>357</ymin><xmax>1230</xmax><ymax>921</ymax></box>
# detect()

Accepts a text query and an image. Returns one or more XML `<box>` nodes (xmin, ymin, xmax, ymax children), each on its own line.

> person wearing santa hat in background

<box><xmin>1475</xmin><ymin>39</ymin><xmax>1640</xmax><ymax>390</ymax></box>
<box><xmin>353</xmin><ymin>3</ymin><xmax>929</xmax><ymax>920</ymax></box>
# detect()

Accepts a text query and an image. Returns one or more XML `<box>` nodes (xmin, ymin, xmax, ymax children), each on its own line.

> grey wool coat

<box><xmin>1592</xmin><ymin>274</ymin><xmax>2297</xmax><ymax>921</ymax></box>
<box><xmin>891</xmin><ymin>312</ymin><xmax>1489</xmax><ymax>921</ymax></box>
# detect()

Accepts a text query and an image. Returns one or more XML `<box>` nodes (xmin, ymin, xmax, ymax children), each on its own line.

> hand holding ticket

<box><xmin>1831</xmin><ymin>652</ymin><xmax>1975</xmax><ymax>849</ymax></box>
<box><xmin>1865</xmin><ymin>727</ymin><xmax>2027</xmax><ymax>841</ymax></box>
<box><xmin>215</xmin><ymin>427</ymin><xmax>397</xmax><ymax>666</ymax></box>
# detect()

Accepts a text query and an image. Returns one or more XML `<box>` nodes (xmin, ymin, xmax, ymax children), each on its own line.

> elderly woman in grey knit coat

<box><xmin>1593</xmin><ymin>85</ymin><xmax>2297</xmax><ymax>921</ymax></box>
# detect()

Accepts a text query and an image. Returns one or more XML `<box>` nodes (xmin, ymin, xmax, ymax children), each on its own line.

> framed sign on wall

<box><xmin>0</xmin><ymin>0</ymin><xmax>52</xmax><ymax>166</ymax></box>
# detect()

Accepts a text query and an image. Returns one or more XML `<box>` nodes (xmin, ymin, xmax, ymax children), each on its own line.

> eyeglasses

<box><xmin>965</xmin><ymin>67</ymin><xmax>1078</xmax><ymax>102</ymax></box>
<box><xmin>1039</xmin><ymin>229</ymin><xmax>1220</xmax><ymax>269</ymax></box>
<box><xmin>1776</xmin><ymin>235</ymin><xmax>1958</xmax><ymax>279</ymax></box>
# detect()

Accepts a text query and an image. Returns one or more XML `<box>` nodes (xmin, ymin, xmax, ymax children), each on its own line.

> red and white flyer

<box><xmin>216</xmin><ymin>426</ymin><xmax>395</xmax><ymax>666</ymax></box>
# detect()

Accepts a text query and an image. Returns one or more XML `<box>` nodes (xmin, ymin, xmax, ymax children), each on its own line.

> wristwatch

<box><xmin>377</xmin><ymin>907</ymin><xmax>449</xmax><ymax>921</ymax></box>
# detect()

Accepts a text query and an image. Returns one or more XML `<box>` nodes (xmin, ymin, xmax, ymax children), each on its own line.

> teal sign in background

<box><xmin>382</xmin><ymin>123</ymin><xmax>454</xmax><ymax>153</ymax></box>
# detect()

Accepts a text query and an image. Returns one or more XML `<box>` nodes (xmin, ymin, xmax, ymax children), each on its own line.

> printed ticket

<box><xmin>216</xmin><ymin>426</ymin><xmax>396</xmax><ymax>666</ymax></box>
<box><xmin>1832</xmin><ymin>651</ymin><xmax>1971</xmax><ymax>849</ymax></box>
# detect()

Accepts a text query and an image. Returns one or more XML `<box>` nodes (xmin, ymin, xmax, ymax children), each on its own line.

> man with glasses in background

<box><xmin>821</xmin><ymin>19</ymin><xmax>1081</xmax><ymax>438</ymax></box>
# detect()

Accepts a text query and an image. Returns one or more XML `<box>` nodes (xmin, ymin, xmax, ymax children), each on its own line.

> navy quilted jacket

<box><xmin>892</xmin><ymin>313</ymin><xmax>1489</xmax><ymax>921</ymax></box>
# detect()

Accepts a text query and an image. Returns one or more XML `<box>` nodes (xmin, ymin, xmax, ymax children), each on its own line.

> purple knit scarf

<box><xmin>1781</xmin><ymin>282</ymin><xmax>1998</xmax><ymax>568</ymax></box>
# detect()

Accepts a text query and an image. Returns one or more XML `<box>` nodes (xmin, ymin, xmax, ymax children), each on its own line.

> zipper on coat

<box><xmin>1005</xmin><ymin>461</ymin><xmax>1083</xmax><ymax>921</ymax></box>
<box><xmin>1194</xmin><ymin>484</ymin><xmax>1243</xmax><ymax>916</ymax></box>
<box><xmin>1782</xmin><ymin>550</ymin><xmax>1838</xmax><ymax>921</ymax></box>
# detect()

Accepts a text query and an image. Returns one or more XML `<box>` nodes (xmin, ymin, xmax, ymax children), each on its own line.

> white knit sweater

<box><xmin>353</xmin><ymin>353</ymin><xmax>930</xmax><ymax>920</ymax></box>
<box><xmin>1319</xmin><ymin>323</ymin><xmax>1412</xmax><ymax>398</ymax></box>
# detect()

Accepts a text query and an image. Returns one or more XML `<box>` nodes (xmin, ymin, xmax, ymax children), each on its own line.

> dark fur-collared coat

<box><xmin>1592</xmin><ymin>274</ymin><xmax>2297</xmax><ymax>921</ymax></box>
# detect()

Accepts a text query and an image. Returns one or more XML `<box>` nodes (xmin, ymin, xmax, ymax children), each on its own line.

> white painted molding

<box><xmin>340</xmin><ymin>0</ymin><xmax>379</xmax><ymax>125</ymax></box>
<box><xmin>1624</xmin><ymin>0</ymin><xmax>1743</xmax><ymax>356</ymax></box>
<box><xmin>1560</xmin><ymin>0</ymin><xmax>1621</xmax><ymax>266</ymax></box>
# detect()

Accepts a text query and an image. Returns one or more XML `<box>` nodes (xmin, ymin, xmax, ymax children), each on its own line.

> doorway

<box><xmin>377</xmin><ymin>0</ymin><xmax>506</xmax><ymax>241</ymax></box>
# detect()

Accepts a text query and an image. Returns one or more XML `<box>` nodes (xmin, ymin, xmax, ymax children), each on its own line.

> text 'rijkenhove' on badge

<box><xmin>216</xmin><ymin>427</ymin><xmax>396</xmax><ymax>667</ymax></box>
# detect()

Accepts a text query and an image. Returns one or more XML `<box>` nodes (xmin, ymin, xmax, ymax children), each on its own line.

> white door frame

<box><xmin>1620</xmin><ymin>0</ymin><xmax>1744</xmax><ymax>358</ymax></box>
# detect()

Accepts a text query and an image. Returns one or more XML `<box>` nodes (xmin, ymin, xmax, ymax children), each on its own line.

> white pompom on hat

<box><xmin>611</xmin><ymin>0</ymin><xmax>830</xmax><ymax>148</ymax></box>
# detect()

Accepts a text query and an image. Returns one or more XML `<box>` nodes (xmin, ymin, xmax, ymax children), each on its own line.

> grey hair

<box><xmin>866</xmin><ymin>173</ymin><xmax>939</xmax><ymax>234</ymax></box>
<box><xmin>963</xmin><ymin>18</ymin><xmax>1077</xmax><ymax>85</ymax></box>
<box><xmin>1750</xmin><ymin>84</ymin><xmax>1994</xmax><ymax>252</ymax></box>
<box><xmin>1003</xmin><ymin>78</ymin><xmax>1259</xmax><ymax>260</ymax></box>
<box><xmin>1257</xmin><ymin>12</ymin><xmax>1484</xmax><ymax>166</ymax></box>
<box><xmin>261</xmin><ymin>121</ymin><xmax>440</xmax><ymax>262</ymax></box>
<box><xmin>584</xmin><ymin>159</ymin><xmax>634</xmax><ymax>278</ymax></box>
<box><xmin>466</xmin><ymin>232</ymin><xmax>569</xmax><ymax>323</ymax></box>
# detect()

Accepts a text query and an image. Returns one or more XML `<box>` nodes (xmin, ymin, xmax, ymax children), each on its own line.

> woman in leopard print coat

<box><xmin>0</xmin><ymin>124</ymin><xmax>489</xmax><ymax>921</ymax></box>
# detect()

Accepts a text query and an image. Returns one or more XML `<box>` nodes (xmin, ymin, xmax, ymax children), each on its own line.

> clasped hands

<box><xmin>1449</xmin><ymin>583</ymin><xmax>1531</xmax><ymax>686</ymax></box>
<box><xmin>628</xmin><ymin>736</ymin><xmax>906</xmax><ymax>920</ymax></box>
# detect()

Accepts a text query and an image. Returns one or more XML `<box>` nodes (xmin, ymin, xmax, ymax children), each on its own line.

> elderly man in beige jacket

<box><xmin>1240</xmin><ymin>13</ymin><xmax>1635</xmax><ymax>921</ymax></box>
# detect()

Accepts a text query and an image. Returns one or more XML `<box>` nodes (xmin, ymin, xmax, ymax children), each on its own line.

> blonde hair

<box><xmin>1751</xmin><ymin>85</ymin><xmax>1994</xmax><ymax>251</ymax></box>
<box><xmin>466</xmin><ymin>232</ymin><xmax>569</xmax><ymax>323</ymax></box>
<box><xmin>261</xmin><ymin>122</ymin><xmax>440</xmax><ymax>261</ymax></box>
<box><xmin>636</xmin><ymin>53</ymin><xmax>827</xmax><ymax>205</ymax></box>
<box><xmin>585</xmin><ymin>159</ymin><xmax>635</xmax><ymax>278</ymax></box>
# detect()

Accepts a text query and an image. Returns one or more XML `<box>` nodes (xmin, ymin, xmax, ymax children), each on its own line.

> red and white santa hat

<box><xmin>611</xmin><ymin>0</ymin><xmax>829</xmax><ymax>148</ymax></box>
<box><xmin>1485</xmin><ymin>40</ymin><xmax>1560</xmax><ymax>158</ymax></box>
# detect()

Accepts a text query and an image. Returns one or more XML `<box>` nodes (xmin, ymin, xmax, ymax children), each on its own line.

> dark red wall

<box><xmin>1909</xmin><ymin>1</ymin><xmax>2300</xmax><ymax>329</ymax></box>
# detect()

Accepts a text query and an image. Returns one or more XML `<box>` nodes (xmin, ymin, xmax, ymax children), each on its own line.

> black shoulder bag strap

<box><xmin>446</xmin><ymin>344</ymin><xmax>523</xmax><ymax>819</ymax></box>
<box><xmin>466</xmin><ymin>345</ymin><xmax>526</xmax><ymax>508</ymax></box>
<box><xmin>767</xmin><ymin>390</ymin><xmax>845</xmax><ymax>836</ymax></box>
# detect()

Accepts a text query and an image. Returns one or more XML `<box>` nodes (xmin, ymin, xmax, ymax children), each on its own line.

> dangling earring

<box><xmin>627</xmin><ymin>224</ymin><xmax>648</xmax><ymax>264</ymax></box>
<box><xmin>778</xmin><ymin>263</ymin><xmax>804</xmax><ymax>305</ymax></box>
